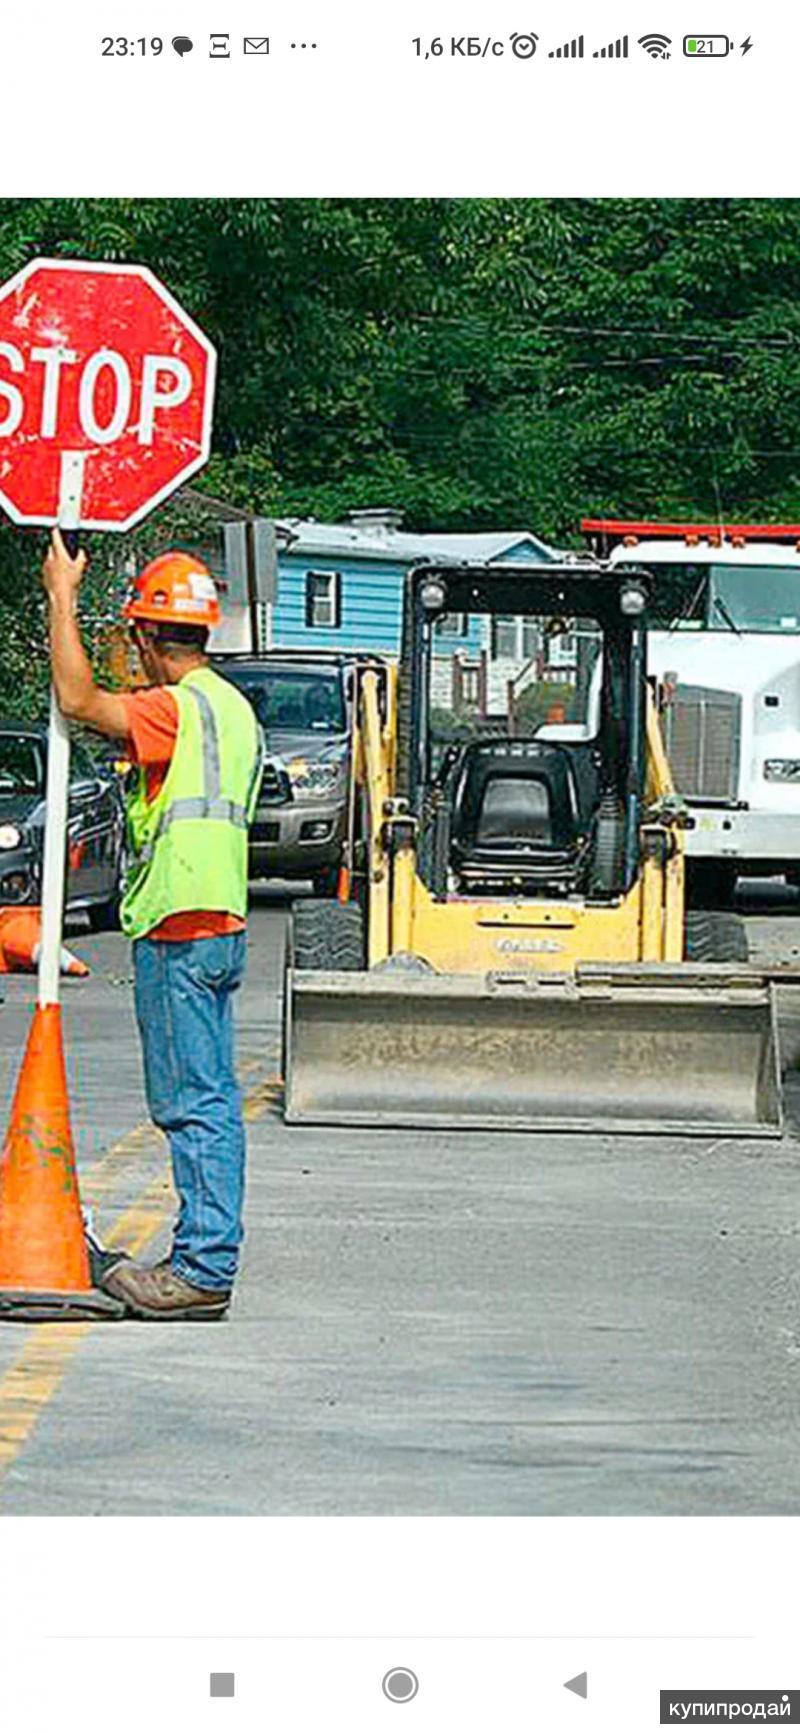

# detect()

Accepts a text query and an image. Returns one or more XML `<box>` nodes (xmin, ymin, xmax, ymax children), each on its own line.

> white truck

<box><xmin>583</xmin><ymin>519</ymin><xmax>800</xmax><ymax>903</ymax></box>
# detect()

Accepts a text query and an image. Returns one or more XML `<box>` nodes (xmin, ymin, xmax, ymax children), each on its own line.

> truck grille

<box><xmin>662</xmin><ymin>684</ymin><xmax>741</xmax><ymax>801</ymax></box>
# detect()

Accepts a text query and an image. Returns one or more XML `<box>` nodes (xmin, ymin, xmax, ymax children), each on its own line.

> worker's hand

<box><xmin>41</xmin><ymin>527</ymin><xmax>87</xmax><ymax>604</ymax></box>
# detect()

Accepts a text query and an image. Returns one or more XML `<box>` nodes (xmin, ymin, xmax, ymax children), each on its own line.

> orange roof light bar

<box><xmin>581</xmin><ymin>517</ymin><xmax>800</xmax><ymax>549</ymax></box>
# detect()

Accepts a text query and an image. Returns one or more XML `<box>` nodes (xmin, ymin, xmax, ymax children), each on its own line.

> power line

<box><xmin>393</xmin><ymin>314</ymin><xmax>797</xmax><ymax>348</ymax></box>
<box><xmin>369</xmin><ymin>353</ymin><xmax>751</xmax><ymax>375</ymax></box>
<box><xmin>375</xmin><ymin>428</ymin><xmax>800</xmax><ymax>460</ymax></box>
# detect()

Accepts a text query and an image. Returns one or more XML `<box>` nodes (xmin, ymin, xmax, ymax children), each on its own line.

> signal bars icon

<box><xmin>549</xmin><ymin>33</ymin><xmax>584</xmax><ymax>56</ymax></box>
<box><xmin>593</xmin><ymin>33</ymin><xmax>629</xmax><ymax>56</ymax></box>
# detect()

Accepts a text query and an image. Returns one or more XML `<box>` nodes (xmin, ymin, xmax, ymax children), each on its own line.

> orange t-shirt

<box><xmin>120</xmin><ymin>685</ymin><xmax>246</xmax><ymax>943</ymax></box>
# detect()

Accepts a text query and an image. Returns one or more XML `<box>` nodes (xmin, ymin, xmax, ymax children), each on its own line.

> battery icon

<box><xmin>683</xmin><ymin>34</ymin><xmax>732</xmax><ymax>55</ymax></box>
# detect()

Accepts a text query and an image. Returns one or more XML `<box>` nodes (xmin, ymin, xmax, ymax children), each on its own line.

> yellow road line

<box><xmin>83</xmin><ymin>1124</ymin><xmax>165</xmax><ymax>1203</ymax></box>
<box><xmin>0</xmin><ymin>1072</ymin><xmax>278</xmax><ymax>1486</ymax></box>
<box><xmin>0</xmin><ymin>1327</ymin><xmax>88</xmax><ymax>1466</ymax></box>
<box><xmin>244</xmin><ymin>1078</ymin><xmax>283</xmax><ymax>1119</ymax></box>
<box><xmin>104</xmin><ymin>1175</ymin><xmax>176</xmax><ymax>1255</ymax></box>
<box><xmin>0</xmin><ymin>1177</ymin><xmax>174</xmax><ymax>1474</ymax></box>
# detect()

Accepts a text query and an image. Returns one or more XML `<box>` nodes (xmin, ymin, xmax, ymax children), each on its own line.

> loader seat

<box><xmin>449</xmin><ymin>738</ymin><xmax>598</xmax><ymax>888</ymax></box>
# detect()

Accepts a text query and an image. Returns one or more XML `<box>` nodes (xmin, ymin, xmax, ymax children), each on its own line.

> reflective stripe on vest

<box><xmin>130</xmin><ymin>685</ymin><xmax>264</xmax><ymax>865</ymax></box>
<box><xmin>137</xmin><ymin>797</ymin><xmax>249</xmax><ymax>865</ymax></box>
<box><xmin>191</xmin><ymin>682</ymin><xmax>222</xmax><ymax>800</ymax></box>
<box><xmin>121</xmin><ymin>666</ymin><xmax>261</xmax><ymax>939</ymax></box>
<box><xmin>189</xmin><ymin>680</ymin><xmax>266</xmax><ymax>823</ymax></box>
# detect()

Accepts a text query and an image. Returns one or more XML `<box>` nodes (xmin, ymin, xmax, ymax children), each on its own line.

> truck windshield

<box><xmin>221</xmin><ymin>666</ymin><xmax>346</xmax><ymax>733</ymax></box>
<box><xmin>636</xmin><ymin>562</ymin><xmax>800</xmax><ymax>634</ymax></box>
<box><xmin>708</xmin><ymin>566</ymin><xmax>800</xmax><ymax>632</ymax></box>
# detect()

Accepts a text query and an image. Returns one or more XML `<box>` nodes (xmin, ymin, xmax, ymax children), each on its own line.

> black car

<box><xmin>0</xmin><ymin>720</ymin><xmax>126</xmax><ymax>929</ymax></box>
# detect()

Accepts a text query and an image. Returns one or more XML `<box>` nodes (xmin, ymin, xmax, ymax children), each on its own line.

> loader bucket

<box><xmin>284</xmin><ymin>962</ymin><xmax>782</xmax><ymax>1136</ymax></box>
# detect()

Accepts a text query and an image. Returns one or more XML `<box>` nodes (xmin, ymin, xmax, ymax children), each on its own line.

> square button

<box><xmin>210</xmin><ymin>1674</ymin><xmax>235</xmax><ymax>1698</ymax></box>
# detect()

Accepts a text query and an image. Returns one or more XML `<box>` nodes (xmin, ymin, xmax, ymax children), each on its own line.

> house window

<box><xmin>305</xmin><ymin>570</ymin><xmax>342</xmax><ymax>629</ymax></box>
<box><xmin>491</xmin><ymin>616</ymin><xmax>542</xmax><ymax>660</ymax></box>
<box><xmin>436</xmin><ymin>613</ymin><xmax>468</xmax><ymax>637</ymax></box>
<box><xmin>461</xmin><ymin>664</ymin><xmax>481</xmax><ymax>706</ymax></box>
<box><xmin>492</xmin><ymin>617</ymin><xmax>518</xmax><ymax>658</ymax></box>
<box><xmin>547</xmin><ymin>631</ymin><xmax>576</xmax><ymax>668</ymax></box>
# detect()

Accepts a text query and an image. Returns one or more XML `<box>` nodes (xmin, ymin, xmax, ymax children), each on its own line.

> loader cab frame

<box><xmin>403</xmin><ymin>562</ymin><xmax>651</xmax><ymax>901</ymax></box>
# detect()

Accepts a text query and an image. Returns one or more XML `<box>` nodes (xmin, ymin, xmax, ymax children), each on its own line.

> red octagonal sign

<box><xmin>0</xmin><ymin>258</ymin><xmax>216</xmax><ymax>531</ymax></box>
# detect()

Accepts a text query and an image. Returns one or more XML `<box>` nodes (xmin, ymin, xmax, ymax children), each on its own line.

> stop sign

<box><xmin>0</xmin><ymin>258</ymin><xmax>216</xmax><ymax>530</ymax></box>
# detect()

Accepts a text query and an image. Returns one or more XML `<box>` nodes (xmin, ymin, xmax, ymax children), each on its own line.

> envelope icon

<box><xmin>244</xmin><ymin>35</ymin><xmax>269</xmax><ymax>53</ymax></box>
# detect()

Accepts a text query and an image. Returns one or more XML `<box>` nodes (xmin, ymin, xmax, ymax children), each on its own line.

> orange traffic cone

<box><xmin>32</xmin><ymin>939</ymin><xmax>90</xmax><ymax>980</ymax></box>
<box><xmin>0</xmin><ymin>908</ymin><xmax>89</xmax><ymax>977</ymax></box>
<box><xmin>0</xmin><ymin>1005</ymin><xmax>122</xmax><ymax>1320</ymax></box>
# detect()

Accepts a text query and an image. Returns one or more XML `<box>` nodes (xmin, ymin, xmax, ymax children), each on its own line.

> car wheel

<box><xmin>87</xmin><ymin>847</ymin><xmax>125</xmax><ymax>932</ymax></box>
<box><xmin>87</xmin><ymin>894</ymin><xmax>122</xmax><ymax>933</ymax></box>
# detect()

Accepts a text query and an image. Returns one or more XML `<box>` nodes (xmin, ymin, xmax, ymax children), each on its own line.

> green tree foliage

<box><xmin>2</xmin><ymin>197</ymin><xmax>800</xmax><ymax>712</ymax></box>
<box><xmin>515</xmin><ymin>680</ymin><xmax>580</xmax><ymax>732</ymax></box>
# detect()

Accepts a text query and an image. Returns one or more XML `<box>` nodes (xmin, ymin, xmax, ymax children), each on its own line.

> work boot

<box><xmin>100</xmin><ymin>1261</ymin><xmax>231</xmax><ymax>1321</ymax></box>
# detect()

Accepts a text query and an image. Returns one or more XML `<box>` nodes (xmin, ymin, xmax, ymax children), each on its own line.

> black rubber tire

<box><xmin>87</xmin><ymin>894</ymin><xmax>122</xmax><ymax>933</ymax></box>
<box><xmin>87</xmin><ymin>847</ymin><xmax>126</xmax><ymax>931</ymax></box>
<box><xmin>686</xmin><ymin>861</ymin><xmax>738</xmax><ymax>909</ymax></box>
<box><xmin>291</xmin><ymin>898</ymin><xmax>365</xmax><ymax>971</ymax></box>
<box><xmin>684</xmin><ymin>909</ymin><xmax>749</xmax><ymax>963</ymax></box>
<box><xmin>312</xmin><ymin>866</ymin><xmax>339</xmax><ymax>899</ymax></box>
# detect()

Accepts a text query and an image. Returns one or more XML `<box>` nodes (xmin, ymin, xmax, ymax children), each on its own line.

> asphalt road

<box><xmin>0</xmin><ymin>882</ymin><xmax>799</xmax><ymax>1516</ymax></box>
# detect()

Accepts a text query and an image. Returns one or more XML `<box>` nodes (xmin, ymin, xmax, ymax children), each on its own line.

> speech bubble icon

<box><xmin>172</xmin><ymin>35</ymin><xmax>193</xmax><ymax>55</ymax></box>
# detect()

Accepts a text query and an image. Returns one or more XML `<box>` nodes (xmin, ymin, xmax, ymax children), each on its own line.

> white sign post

<box><xmin>37</xmin><ymin>452</ymin><xmax>86</xmax><ymax>1008</ymax></box>
<box><xmin>38</xmin><ymin>692</ymin><xmax>71</xmax><ymax>1008</ymax></box>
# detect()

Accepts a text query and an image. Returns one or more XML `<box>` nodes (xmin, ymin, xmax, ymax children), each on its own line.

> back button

<box><xmin>564</xmin><ymin>1672</ymin><xmax>588</xmax><ymax>1700</ymax></box>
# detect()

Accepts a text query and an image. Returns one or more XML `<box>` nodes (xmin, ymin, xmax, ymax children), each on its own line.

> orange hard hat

<box><xmin>123</xmin><ymin>552</ymin><xmax>221</xmax><ymax>629</ymax></box>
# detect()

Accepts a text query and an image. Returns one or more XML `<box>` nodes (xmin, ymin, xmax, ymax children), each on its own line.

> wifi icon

<box><xmin>638</xmin><ymin>32</ymin><xmax>672</xmax><ymax>57</ymax></box>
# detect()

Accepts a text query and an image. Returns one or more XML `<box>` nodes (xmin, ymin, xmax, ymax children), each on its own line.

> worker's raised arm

<box><xmin>41</xmin><ymin>529</ymin><xmax>131</xmax><ymax>738</ymax></box>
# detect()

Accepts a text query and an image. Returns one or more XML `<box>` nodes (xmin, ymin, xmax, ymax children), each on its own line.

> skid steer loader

<box><xmin>282</xmin><ymin>562</ymin><xmax>781</xmax><ymax>1134</ymax></box>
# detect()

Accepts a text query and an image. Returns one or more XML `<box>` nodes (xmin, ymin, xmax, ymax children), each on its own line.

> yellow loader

<box><xmin>283</xmin><ymin>561</ymin><xmax>781</xmax><ymax>1134</ymax></box>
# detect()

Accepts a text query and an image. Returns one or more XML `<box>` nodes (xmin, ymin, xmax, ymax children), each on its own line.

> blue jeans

<box><xmin>133</xmin><ymin>931</ymin><xmax>247</xmax><ymax>1292</ymax></box>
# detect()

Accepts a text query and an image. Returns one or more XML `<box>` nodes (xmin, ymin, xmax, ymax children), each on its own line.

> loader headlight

<box><xmin>0</xmin><ymin>823</ymin><xmax>22</xmax><ymax>850</ymax></box>
<box><xmin>764</xmin><ymin>758</ymin><xmax>800</xmax><ymax>782</ymax></box>
<box><xmin>419</xmin><ymin>577</ymin><xmax>447</xmax><ymax>614</ymax></box>
<box><xmin>619</xmin><ymin>577</ymin><xmax>649</xmax><ymax>617</ymax></box>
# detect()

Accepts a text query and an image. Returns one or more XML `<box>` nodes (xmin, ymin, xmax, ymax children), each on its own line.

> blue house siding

<box><xmin>272</xmin><ymin>536</ymin><xmax>546</xmax><ymax>658</ymax></box>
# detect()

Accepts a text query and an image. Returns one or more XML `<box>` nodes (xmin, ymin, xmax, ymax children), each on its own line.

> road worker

<box><xmin>42</xmin><ymin>529</ymin><xmax>263</xmax><ymax>1320</ymax></box>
